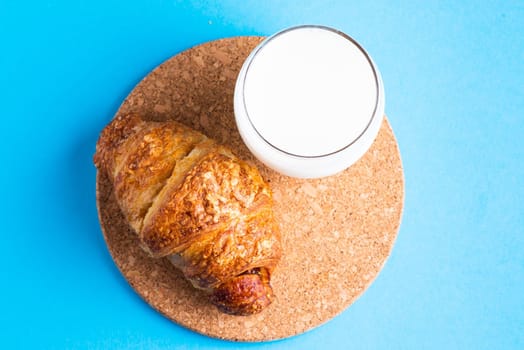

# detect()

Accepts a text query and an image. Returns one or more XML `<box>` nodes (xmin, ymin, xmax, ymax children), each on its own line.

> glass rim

<box><xmin>240</xmin><ymin>24</ymin><xmax>381</xmax><ymax>159</ymax></box>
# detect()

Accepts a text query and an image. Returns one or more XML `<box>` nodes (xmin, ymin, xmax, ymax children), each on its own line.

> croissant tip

<box><xmin>210</xmin><ymin>268</ymin><xmax>274</xmax><ymax>316</ymax></box>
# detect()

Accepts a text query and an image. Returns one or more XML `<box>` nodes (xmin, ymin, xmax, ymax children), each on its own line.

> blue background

<box><xmin>1</xmin><ymin>1</ymin><xmax>523</xmax><ymax>349</ymax></box>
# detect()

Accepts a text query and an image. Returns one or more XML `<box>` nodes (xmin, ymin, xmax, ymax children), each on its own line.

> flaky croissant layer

<box><xmin>94</xmin><ymin>114</ymin><xmax>281</xmax><ymax>315</ymax></box>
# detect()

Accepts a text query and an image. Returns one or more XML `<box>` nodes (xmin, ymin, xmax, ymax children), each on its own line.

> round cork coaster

<box><xmin>96</xmin><ymin>37</ymin><xmax>404</xmax><ymax>342</ymax></box>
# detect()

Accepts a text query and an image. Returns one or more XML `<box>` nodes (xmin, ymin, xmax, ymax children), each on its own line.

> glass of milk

<box><xmin>234</xmin><ymin>25</ymin><xmax>385</xmax><ymax>178</ymax></box>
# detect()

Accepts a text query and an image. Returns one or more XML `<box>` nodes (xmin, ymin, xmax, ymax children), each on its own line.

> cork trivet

<box><xmin>96</xmin><ymin>37</ymin><xmax>404</xmax><ymax>342</ymax></box>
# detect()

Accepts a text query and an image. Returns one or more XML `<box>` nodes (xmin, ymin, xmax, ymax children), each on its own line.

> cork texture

<box><xmin>95</xmin><ymin>37</ymin><xmax>404</xmax><ymax>341</ymax></box>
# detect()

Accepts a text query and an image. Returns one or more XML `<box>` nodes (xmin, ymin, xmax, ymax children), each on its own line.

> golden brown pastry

<box><xmin>94</xmin><ymin>113</ymin><xmax>281</xmax><ymax>315</ymax></box>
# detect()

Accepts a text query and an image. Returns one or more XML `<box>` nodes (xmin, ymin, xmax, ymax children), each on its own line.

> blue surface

<box><xmin>1</xmin><ymin>1</ymin><xmax>523</xmax><ymax>349</ymax></box>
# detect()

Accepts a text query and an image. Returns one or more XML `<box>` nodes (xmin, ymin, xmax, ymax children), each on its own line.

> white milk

<box><xmin>234</xmin><ymin>25</ymin><xmax>384</xmax><ymax>178</ymax></box>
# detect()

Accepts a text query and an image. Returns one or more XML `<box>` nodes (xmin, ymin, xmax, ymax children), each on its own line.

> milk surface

<box><xmin>242</xmin><ymin>27</ymin><xmax>378</xmax><ymax>157</ymax></box>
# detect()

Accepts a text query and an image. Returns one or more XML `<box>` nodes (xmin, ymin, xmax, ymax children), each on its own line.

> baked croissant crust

<box><xmin>94</xmin><ymin>114</ymin><xmax>281</xmax><ymax>315</ymax></box>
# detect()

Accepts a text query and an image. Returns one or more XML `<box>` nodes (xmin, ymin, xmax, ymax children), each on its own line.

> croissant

<box><xmin>94</xmin><ymin>114</ymin><xmax>281</xmax><ymax>315</ymax></box>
